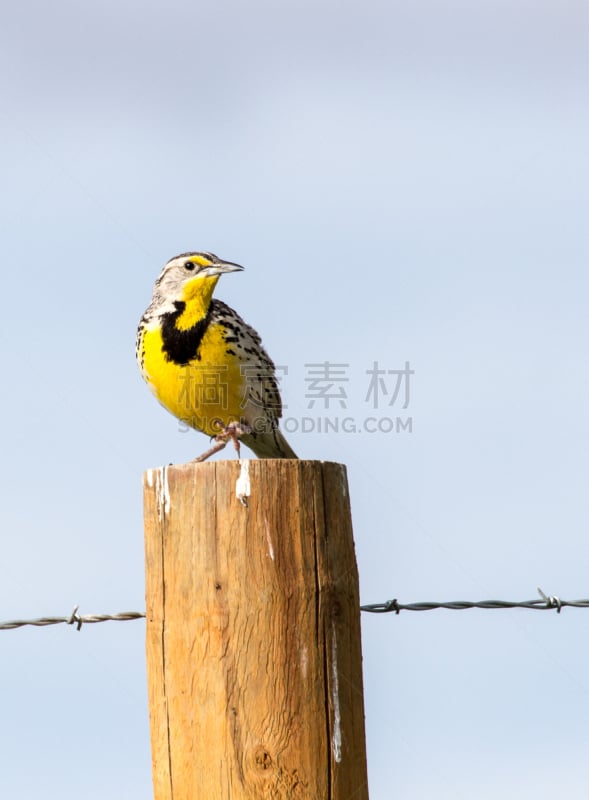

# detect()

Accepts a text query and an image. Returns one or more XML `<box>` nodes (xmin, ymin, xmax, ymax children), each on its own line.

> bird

<box><xmin>136</xmin><ymin>251</ymin><xmax>297</xmax><ymax>461</ymax></box>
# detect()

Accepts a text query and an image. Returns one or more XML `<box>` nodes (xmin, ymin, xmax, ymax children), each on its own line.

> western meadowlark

<box><xmin>136</xmin><ymin>251</ymin><xmax>297</xmax><ymax>461</ymax></box>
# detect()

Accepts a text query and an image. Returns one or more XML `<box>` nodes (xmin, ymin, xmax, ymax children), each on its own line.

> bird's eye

<box><xmin>184</xmin><ymin>261</ymin><xmax>196</xmax><ymax>271</ymax></box>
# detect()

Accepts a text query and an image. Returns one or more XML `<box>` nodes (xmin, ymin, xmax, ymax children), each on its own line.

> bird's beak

<box><xmin>201</xmin><ymin>261</ymin><xmax>244</xmax><ymax>277</ymax></box>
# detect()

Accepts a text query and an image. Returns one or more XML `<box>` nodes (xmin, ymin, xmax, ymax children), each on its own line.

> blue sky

<box><xmin>2</xmin><ymin>1</ymin><xmax>589</xmax><ymax>797</ymax></box>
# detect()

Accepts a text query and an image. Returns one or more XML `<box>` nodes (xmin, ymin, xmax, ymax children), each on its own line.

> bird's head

<box><xmin>154</xmin><ymin>251</ymin><xmax>244</xmax><ymax>304</ymax></box>
<box><xmin>149</xmin><ymin>252</ymin><xmax>244</xmax><ymax>327</ymax></box>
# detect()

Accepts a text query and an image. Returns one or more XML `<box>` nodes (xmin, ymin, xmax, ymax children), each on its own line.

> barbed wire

<box><xmin>1</xmin><ymin>590</ymin><xmax>587</xmax><ymax>632</ymax></box>
<box><xmin>360</xmin><ymin>588</ymin><xmax>585</xmax><ymax>614</ymax></box>
<box><xmin>0</xmin><ymin>605</ymin><xmax>145</xmax><ymax>632</ymax></box>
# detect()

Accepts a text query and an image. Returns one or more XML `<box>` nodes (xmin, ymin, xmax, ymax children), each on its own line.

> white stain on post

<box><xmin>340</xmin><ymin>463</ymin><xmax>347</xmax><ymax>498</ymax></box>
<box><xmin>300</xmin><ymin>644</ymin><xmax>308</xmax><ymax>679</ymax></box>
<box><xmin>331</xmin><ymin>621</ymin><xmax>342</xmax><ymax>763</ymax></box>
<box><xmin>236</xmin><ymin>459</ymin><xmax>251</xmax><ymax>506</ymax></box>
<box><xmin>155</xmin><ymin>465</ymin><xmax>170</xmax><ymax>521</ymax></box>
<box><xmin>264</xmin><ymin>516</ymin><xmax>275</xmax><ymax>561</ymax></box>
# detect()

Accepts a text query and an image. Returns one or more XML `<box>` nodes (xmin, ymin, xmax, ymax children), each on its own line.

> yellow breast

<box><xmin>140</xmin><ymin>321</ymin><xmax>246</xmax><ymax>437</ymax></box>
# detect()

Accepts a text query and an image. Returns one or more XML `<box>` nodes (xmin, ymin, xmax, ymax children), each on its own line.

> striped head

<box><xmin>148</xmin><ymin>252</ymin><xmax>244</xmax><ymax>318</ymax></box>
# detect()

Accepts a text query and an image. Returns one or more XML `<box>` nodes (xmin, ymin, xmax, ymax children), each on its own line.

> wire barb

<box><xmin>67</xmin><ymin>604</ymin><xmax>82</xmax><ymax>631</ymax></box>
<box><xmin>537</xmin><ymin>587</ymin><xmax>562</xmax><ymax>613</ymax></box>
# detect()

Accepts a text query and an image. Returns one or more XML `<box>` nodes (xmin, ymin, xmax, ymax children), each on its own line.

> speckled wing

<box><xmin>211</xmin><ymin>300</ymin><xmax>297</xmax><ymax>458</ymax></box>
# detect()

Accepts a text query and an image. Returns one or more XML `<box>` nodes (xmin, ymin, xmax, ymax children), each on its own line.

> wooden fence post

<box><xmin>143</xmin><ymin>459</ymin><xmax>369</xmax><ymax>799</ymax></box>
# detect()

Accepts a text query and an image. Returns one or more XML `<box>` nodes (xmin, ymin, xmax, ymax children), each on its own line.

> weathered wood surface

<box><xmin>143</xmin><ymin>459</ymin><xmax>369</xmax><ymax>799</ymax></box>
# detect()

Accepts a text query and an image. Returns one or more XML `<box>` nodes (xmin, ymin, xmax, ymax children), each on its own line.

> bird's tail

<box><xmin>242</xmin><ymin>427</ymin><xmax>298</xmax><ymax>459</ymax></box>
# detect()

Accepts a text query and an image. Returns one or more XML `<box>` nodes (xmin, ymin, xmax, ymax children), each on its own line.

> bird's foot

<box><xmin>193</xmin><ymin>421</ymin><xmax>252</xmax><ymax>463</ymax></box>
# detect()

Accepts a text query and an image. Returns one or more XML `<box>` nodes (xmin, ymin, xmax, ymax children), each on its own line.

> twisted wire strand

<box><xmin>360</xmin><ymin>589</ymin><xmax>582</xmax><ymax>614</ymax></box>
<box><xmin>0</xmin><ymin>606</ymin><xmax>145</xmax><ymax>632</ymax></box>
